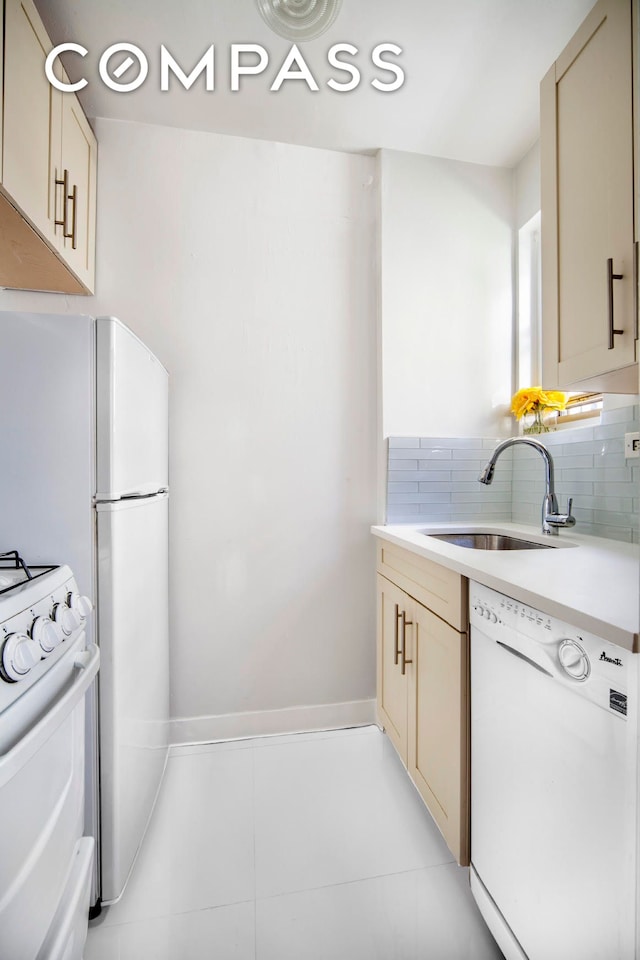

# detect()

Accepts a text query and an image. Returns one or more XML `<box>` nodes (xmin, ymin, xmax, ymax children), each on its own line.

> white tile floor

<box><xmin>86</xmin><ymin>726</ymin><xmax>503</xmax><ymax>959</ymax></box>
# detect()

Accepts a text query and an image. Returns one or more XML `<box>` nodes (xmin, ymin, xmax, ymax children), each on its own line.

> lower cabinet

<box><xmin>376</xmin><ymin>541</ymin><xmax>469</xmax><ymax>865</ymax></box>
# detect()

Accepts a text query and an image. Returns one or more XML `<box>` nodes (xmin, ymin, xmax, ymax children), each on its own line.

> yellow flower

<box><xmin>511</xmin><ymin>387</ymin><xmax>566</xmax><ymax>420</ymax></box>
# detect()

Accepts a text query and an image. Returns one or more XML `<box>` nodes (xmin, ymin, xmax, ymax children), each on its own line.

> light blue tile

<box><xmin>594</xmin><ymin>422</ymin><xmax>636</xmax><ymax>440</ymax></box>
<box><xmin>594</xmin><ymin>438</ymin><xmax>625</xmax><ymax>457</ymax></box>
<box><xmin>575</xmin><ymin>439</ymin><xmax>620</xmax><ymax>456</ymax></box>
<box><xmin>388</xmin><ymin>437</ymin><xmax>420</xmax><ymax>449</ymax></box>
<box><xmin>552</xmin><ymin>481</ymin><xmax>594</xmax><ymax>496</ymax></box>
<box><xmin>563</xmin><ymin>467</ymin><xmax>631</xmax><ymax>483</ymax></box>
<box><xmin>386</xmin><ymin>504</ymin><xmax>419</xmax><ymax>517</ymax></box>
<box><xmin>411</xmin><ymin>455</ymin><xmax>455</xmax><ymax>468</ymax></box>
<box><xmin>569</xmin><ymin>496</ymin><xmax>633</xmax><ymax>512</ymax></box>
<box><xmin>455</xmin><ymin>471</ymin><xmax>486</xmax><ymax>482</ymax></box>
<box><xmin>413</xmin><ymin>448</ymin><xmax>454</xmax><ymax>461</ymax></box>
<box><xmin>388</xmin><ymin>492</ymin><xmax>452</xmax><ymax>504</ymax></box>
<box><xmin>386</xmin><ymin>459</ymin><xmax>419</xmax><ymax>470</ymax></box>
<box><xmin>451</xmin><ymin>448</ymin><xmax>490</xmax><ymax>460</ymax></box>
<box><xmin>599</xmin><ymin>404</ymin><xmax>639</xmax><ymax>425</ymax></box>
<box><xmin>387</xmin><ymin>482</ymin><xmax>419</xmax><ymax>493</ymax></box>
<box><xmin>450</xmin><ymin>481</ymin><xmax>511</xmax><ymax>494</ymax></box>
<box><xmin>554</xmin><ymin>426</ymin><xmax>595</xmax><ymax>442</ymax></box>
<box><xmin>593</xmin><ymin>481</ymin><xmax>638</xmax><ymax>497</ymax></box>
<box><xmin>389</xmin><ymin>470</ymin><xmax>451</xmax><ymax>483</ymax></box>
<box><xmin>420</xmin><ymin>437</ymin><xmax>483</xmax><ymax>449</ymax></box>
<box><xmin>451</xmin><ymin>491</ymin><xmax>510</xmax><ymax>503</ymax></box>
<box><xmin>446</xmin><ymin>460</ymin><xmax>485</xmax><ymax>471</ymax></box>
<box><xmin>418</xmin><ymin>481</ymin><xmax>458</xmax><ymax>493</ymax></box>
<box><xmin>512</xmin><ymin>480</ymin><xmax>543</xmax><ymax>492</ymax></box>
<box><xmin>589</xmin><ymin>524</ymin><xmax>634</xmax><ymax>543</ymax></box>
<box><xmin>537</xmin><ymin>432</ymin><xmax>564</xmax><ymax>446</ymax></box>
<box><xmin>482</xmin><ymin>438</ymin><xmax>513</xmax><ymax>450</ymax></box>
<box><xmin>571</xmin><ymin>507</ymin><xmax>594</xmax><ymax>522</ymax></box>
<box><xmin>414</xmin><ymin>503</ymin><xmax>454</xmax><ymax>517</ymax></box>
<box><xmin>551</xmin><ymin>455</ymin><xmax>594</xmax><ymax>470</ymax></box>
<box><xmin>593</xmin><ymin>510</ymin><xmax>639</xmax><ymax>528</ymax></box>
<box><xmin>449</xmin><ymin>502</ymin><xmax>511</xmax><ymax>516</ymax></box>
<box><xmin>512</xmin><ymin>504</ymin><xmax>538</xmax><ymax>523</ymax></box>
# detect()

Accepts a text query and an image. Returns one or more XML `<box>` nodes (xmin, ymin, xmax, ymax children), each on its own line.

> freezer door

<box><xmin>96</xmin><ymin>317</ymin><xmax>169</xmax><ymax>499</ymax></box>
<box><xmin>96</xmin><ymin>493</ymin><xmax>169</xmax><ymax>903</ymax></box>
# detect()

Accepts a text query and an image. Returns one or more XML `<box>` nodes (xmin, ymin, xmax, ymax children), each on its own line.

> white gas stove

<box><xmin>0</xmin><ymin>553</ymin><xmax>99</xmax><ymax>960</ymax></box>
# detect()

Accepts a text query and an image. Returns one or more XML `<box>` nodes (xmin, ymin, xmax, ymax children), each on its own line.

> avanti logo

<box><xmin>44</xmin><ymin>42</ymin><xmax>405</xmax><ymax>94</ymax></box>
<box><xmin>600</xmin><ymin>651</ymin><xmax>623</xmax><ymax>666</ymax></box>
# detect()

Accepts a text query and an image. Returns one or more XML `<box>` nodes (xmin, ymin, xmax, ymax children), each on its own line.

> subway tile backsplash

<box><xmin>387</xmin><ymin>403</ymin><xmax>640</xmax><ymax>543</ymax></box>
<box><xmin>387</xmin><ymin>438</ymin><xmax>513</xmax><ymax>525</ymax></box>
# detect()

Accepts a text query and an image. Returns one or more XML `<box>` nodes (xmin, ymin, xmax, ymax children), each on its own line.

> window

<box><xmin>517</xmin><ymin>212</ymin><xmax>541</xmax><ymax>390</ymax></box>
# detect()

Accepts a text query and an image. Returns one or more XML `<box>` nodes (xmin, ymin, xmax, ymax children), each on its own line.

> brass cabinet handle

<box><xmin>54</xmin><ymin>168</ymin><xmax>70</xmax><ymax>237</ymax></box>
<box><xmin>634</xmin><ymin>242</ymin><xmax>638</xmax><ymax>342</ymax></box>
<box><xmin>394</xmin><ymin>603</ymin><xmax>401</xmax><ymax>665</ymax></box>
<box><xmin>607</xmin><ymin>258</ymin><xmax>624</xmax><ymax>349</ymax></box>
<box><xmin>400</xmin><ymin>610</ymin><xmax>413</xmax><ymax>675</ymax></box>
<box><xmin>69</xmin><ymin>184</ymin><xmax>77</xmax><ymax>250</ymax></box>
<box><xmin>54</xmin><ymin>169</ymin><xmax>78</xmax><ymax>248</ymax></box>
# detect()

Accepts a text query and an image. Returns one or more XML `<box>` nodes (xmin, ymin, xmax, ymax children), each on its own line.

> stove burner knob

<box><xmin>558</xmin><ymin>639</ymin><xmax>590</xmax><ymax>681</ymax></box>
<box><xmin>53</xmin><ymin>603</ymin><xmax>76</xmax><ymax>637</ymax></box>
<box><xmin>489</xmin><ymin>611</ymin><xmax>498</xmax><ymax>623</ymax></box>
<box><xmin>31</xmin><ymin>616</ymin><xmax>61</xmax><ymax>655</ymax></box>
<box><xmin>1</xmin><ymin>632</ymin><xmax>41</xmax><ymax>681</ymax></box>
<box><xmin>67</xmin><ymin>592</ymin><xmax>93</xmax><ymax>620</ymax></box>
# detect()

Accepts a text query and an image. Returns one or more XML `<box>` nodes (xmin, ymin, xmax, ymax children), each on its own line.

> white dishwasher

<box><xmin>469</xmin><ymin>581</ymin><xmax>639</xmax><ymax>960</ymax></box>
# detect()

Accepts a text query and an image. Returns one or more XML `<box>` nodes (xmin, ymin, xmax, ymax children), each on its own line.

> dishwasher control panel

<box><xmin>470</xmin><ymin>581</ymin><xmax>632</xmax><ymax>719</ymax></box>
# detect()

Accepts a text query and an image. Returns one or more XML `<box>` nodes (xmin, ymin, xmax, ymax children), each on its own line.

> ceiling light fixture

<box><xmin>255</xmin><ymin>0</ymin><xmax>343</xmax><ymax>43</ymax></box>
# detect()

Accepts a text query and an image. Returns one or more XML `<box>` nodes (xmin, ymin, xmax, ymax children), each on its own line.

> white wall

<box><xmin>378</xmin><ymin>149</ymin><xmax>514</xmax><ymax>439</ymax></box>
<box><xmin>0</xmin><ymin>119</ymin><xmax>378</xmax><ymax>731</ymax></box>
<box><xmin>515</xmin><ymin>140</ymin><xmax>540</xmax><ymax>229</ymax></box>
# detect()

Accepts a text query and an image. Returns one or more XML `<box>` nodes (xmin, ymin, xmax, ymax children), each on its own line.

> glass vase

<box><xmin>523</xmin><ymin>408</ymin><xmax>549</xmax><ymax>434</ymax></box>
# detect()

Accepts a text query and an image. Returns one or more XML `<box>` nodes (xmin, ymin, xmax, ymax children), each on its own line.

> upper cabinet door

<box><xmin>56</xmin><ymin>91</ymin><xmax>97</xmax><ymax>291</ymax></box>
<box><xmin>2</xmin><ymin>0</ymin><xmax>56</xmax><ymax>242</ymax></box>
<box><xmin>541</xmin><ymin>0</ymin><xmax>636</xmax><ymax>391</ymax></box>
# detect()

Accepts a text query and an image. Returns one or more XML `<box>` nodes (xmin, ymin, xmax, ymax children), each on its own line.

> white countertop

<box><xmin>371</xmin><ymin>521</ymin><xmax>640</xmax><ymax>651</ymax></box>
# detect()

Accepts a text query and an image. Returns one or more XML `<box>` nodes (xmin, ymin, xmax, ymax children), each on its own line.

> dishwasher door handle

<box><xmin>496</xmin><ymin>640</ymin><xmax>553</xmax><ymax>678</ymax></box>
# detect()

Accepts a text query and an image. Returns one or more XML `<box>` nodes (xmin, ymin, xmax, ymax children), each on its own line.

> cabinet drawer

<box><xmin>376</xmin><ymin>541</ymin><xmax>466</xmax><ymax>632</ymax></box>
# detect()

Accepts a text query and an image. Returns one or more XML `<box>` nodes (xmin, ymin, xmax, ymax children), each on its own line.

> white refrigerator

<box><xmin>0</xmin><ymin>312</ymin><xmax>170</xmax><ymax>908</ymax></box>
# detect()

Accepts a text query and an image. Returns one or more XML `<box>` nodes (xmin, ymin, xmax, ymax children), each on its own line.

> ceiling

<box><xmin>37</xmin><ymin>0</ymin><xmax>597</xmax><ymax>168</ymax></box>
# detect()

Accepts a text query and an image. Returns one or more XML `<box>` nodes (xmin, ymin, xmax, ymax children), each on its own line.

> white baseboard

<box><xmin>169</xmin><ymin>698</ymin><xmax>377</xmax><ymax>746</ymax></box>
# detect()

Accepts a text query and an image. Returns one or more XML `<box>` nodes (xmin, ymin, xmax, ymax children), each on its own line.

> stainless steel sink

<box><xmin>426</xmin><ymin>533</ymin><xmax>554</xmax><ymax>550</ymax></box>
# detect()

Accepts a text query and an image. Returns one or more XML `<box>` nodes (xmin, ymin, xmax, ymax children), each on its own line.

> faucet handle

<box><xmin>566</xmin><ymin>497</ymin><xmax>573</xmax><ymax>516</ymax></box>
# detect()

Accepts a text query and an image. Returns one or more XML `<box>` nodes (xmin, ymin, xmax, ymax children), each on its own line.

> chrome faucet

<box><xmin>478</xmin><ymin>437</ymin><xmax>576</xmax><ymax>536</ymax></box>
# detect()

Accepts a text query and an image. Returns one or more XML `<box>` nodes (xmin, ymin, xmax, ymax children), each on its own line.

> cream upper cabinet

<box><xmin>53</xmin><ymin>90</ymin><xmax>98</xmax><ymax>290</ymax></box>
<box><xmin>375</xmin><ymin>540</ymin><xmax>469</xmax><ymax>865</ymax></box>
<box><xmin>3</xmin><ymin>0</ymin><xmax>56</xmax><ymax>242</ymax></box>
<box><xmin>0</xmin><ymin>0</ymin><xmax>97</xmax><ymax>294</ymax></box>
<box><xmin>541</xmin><ymin>0</ymin><xmax>637</xmax><ymax>392</ymax></box>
